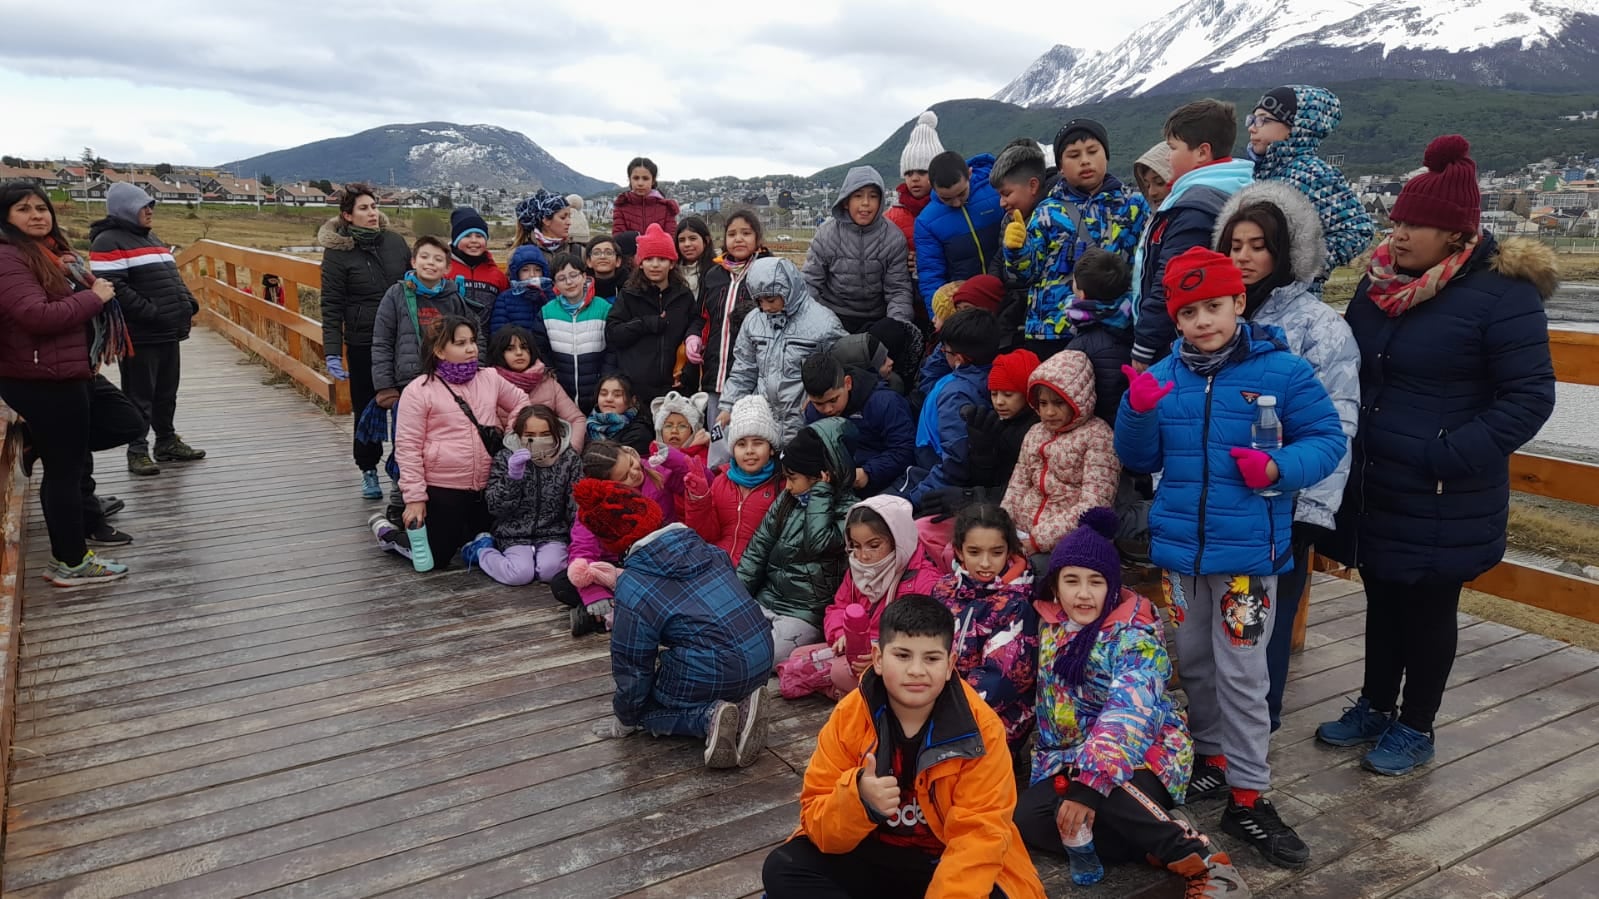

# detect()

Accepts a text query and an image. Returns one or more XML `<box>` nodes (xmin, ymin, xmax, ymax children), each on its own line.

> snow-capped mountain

<box><xmin>221</xmin><ymin>123</ymin><xmax>613</xmax><ymax>195</ymax></box>
<box><xmin>995</xmin><ymin>0</ymin><xmax>1599</xmax><ymax>108</ymax></box>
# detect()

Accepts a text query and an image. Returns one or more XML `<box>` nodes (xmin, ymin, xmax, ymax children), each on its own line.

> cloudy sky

<box><xmin>1</xmin><ymin>0</ymin><xmax>1181</xmax><ymax>180</ymax></box>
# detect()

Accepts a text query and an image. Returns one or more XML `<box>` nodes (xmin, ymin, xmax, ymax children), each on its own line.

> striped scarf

<box><xmin>46</xmin><ymin>236</ymin><xmax>131</xmax><ymax>366</ymax></box>
<box><xmin>1365</xmin><ymin>233</ymin><xmax>1479</xmax><ymax>318</ymax></box>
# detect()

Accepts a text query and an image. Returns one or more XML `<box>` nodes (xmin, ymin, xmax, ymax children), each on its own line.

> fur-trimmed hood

<box><xmin>1213</xmin><ymin>180</ymin><xmax>1326</xmax><ymax>285</ymax></box>
<box><xmin>1491</xmin><ymin>235</ymin><xmax>1559</xmax><ymax>300</ymax></box>
<box><xmin>318</xmin><ymin>213</ymin><xmax>394</xmax><ymax>252</ymax></box>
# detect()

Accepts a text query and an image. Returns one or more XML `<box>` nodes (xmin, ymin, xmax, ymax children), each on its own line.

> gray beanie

<box><xmin>106</xmin><ymin>182</ymin><xmax>155</xmax><ymax>224</ymax></box>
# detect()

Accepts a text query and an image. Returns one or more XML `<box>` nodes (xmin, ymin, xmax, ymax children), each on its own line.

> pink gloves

<box><xmin>1122</xmin><ymin>365</ymin><xmax>1175</xmax><ymax>414</ymax></box>
<box><xmin>683</xmin><ymin>465</ymin><xmax>710</xmax><ymax>499</ymax></box>
<box><xmin>1230</xmin><ymin>447</ymin><xmax>1278</xmax><ymax>490</ymax></box>
<box><xmin>685</xmin><ymin>334</ymin><xmax>705</xmax><ymax>364</ymax></box>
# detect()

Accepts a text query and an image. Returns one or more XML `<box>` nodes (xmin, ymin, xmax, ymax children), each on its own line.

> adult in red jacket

<box><xmin>0</xmin><ymin>183</ymin><xmax>127</xmax><ymax>585</ymax></box>
<box><xmin>613</xmin><ymin>157</ymin><xmax>680</xmax><ymax>236</ymax></box>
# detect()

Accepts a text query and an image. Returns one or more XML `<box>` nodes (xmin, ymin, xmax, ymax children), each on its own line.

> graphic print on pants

<box><xmin>1220</xmin><ymin>575</ymin><xmax>1271</xmax><ymax>647</ymax></box>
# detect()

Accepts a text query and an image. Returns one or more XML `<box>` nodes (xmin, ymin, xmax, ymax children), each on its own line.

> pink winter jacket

<box><xmin>1002</xmin><ymin>350</ymin><xmax>1121</xmax><ymax>554</ymax></box>
<box><xmin>683</xmin><ymin>471</ymin><xmax>781</xmax><ymax>567</ymax></box>
<box><xmin>497</xmin><ymin>361</ymin><xmax>587</xmax><ymax>452</ymax></box>
<box><xmin>822</xmin><ymin>541</ymin><xmax>944</xmax><ymax>645</ymax></box>
<box><xmin>395</xmin><ymin>369</ymin><xmax>530</xmax><ymax>504</ymax></box>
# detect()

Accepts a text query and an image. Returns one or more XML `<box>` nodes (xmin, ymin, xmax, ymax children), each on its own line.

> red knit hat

<box><xmin>573</xmin><ymin>478</ymin><xmax>664</xmax><ymax>554</ymax></box>
<box><xmin>635</xmin><ymin>223</ymin><xmax>678</xmax><ymax>262</ymax></box>
<box><xmin>1390</xmin><ymin>135</ymin><xmax>1480</xmax><ymax>235</ymax></box>
<box><xmin>952</xmin><ymin>274</ymin><xmax>1005</xmax><ymax>315</ymax></box>
<box><xmin>989</xmin><ymin>348</ymin><xmax>1041</xmax><ymax>394</ymax></box>
<box><xmin>1162</xmin><ymin>247</ymin><xmax>1246</xmax><ymax>319</ymax></box>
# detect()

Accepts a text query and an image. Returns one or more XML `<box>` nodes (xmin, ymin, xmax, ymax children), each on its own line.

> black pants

<box><xmin>421</xmin><ymin>486</ymin><xmax>490</xmax><ymax>567</ymax></box>
<box><xmin>81</xmin><ymin>375</ymin><xmax>149</xmax><ymax>534</ymax></box>
<box><xmin>118</xmin><ymin>341</ymin><xmax>181</xmax><ymax>454</ymax></box>
<box><xmin>1360</xmin><ymin>573</ymin><xmax>1463</xmax><ymax>733</ymax></box>
<box><xmin>763</xmin><ymin>835</ymin><xmax>1008</xmax><ymax>899</ymax></box>
<box><xmin>548</xmin><ymin>571</ymin><xmax>582</xmax><ymax>608</ymax></box>
<box><xmin>1266</xmin><ymin>524</ymin><xmax>1325</xmax><ymax>731</ymax></box>
<box><xmin>1</xmin><ymin>378</ymin><xmax>93</xmax><ymax>564</ymax></box>
<box><xmin>1014</xmin><ymin>769</ymin><xmax>1210</xmax><ymax>867</ymax></box>
<box><xmin>345</xmin><ymin>344</ymin><xmax>383</xmax><ymax>472</ymax></box>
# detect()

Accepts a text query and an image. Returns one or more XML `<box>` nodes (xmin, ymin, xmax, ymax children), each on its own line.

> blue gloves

<box><xmin>325</xmin><ymin>355</ymin><xmax>348</xmax><ymax>381</ymax></box>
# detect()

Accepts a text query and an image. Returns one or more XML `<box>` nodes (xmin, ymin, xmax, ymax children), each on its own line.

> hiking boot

<box><xmin>1221</xmin><ymin>797</ymin><xmax>1310</xmax><ymax>869</ymax></box>
<box><xmin>1187</xmin><ymin>759</ymin><xmax>1229</xmax><ymax>801</ymax></box>
<box><xmin>570</xmin><ymin>605</ymin><xmax>605</xmax><ymax>638</ymax></box>
<box><xmin>734</xmin><ymin>684</ymin><xmax>770</xmax><ymax>768</ymax></box>
<box><xmin>1170</xmin><ymin>852</ymin><xmax>1252</xmax><ymax>898</ymax></box>
<box><xmin>86</xmin><ymin>524</ymin><xmax>133</xmax><ymax>546</ymax></box>
<box><xmin>1361</xmin><ymin>720</ymin><xmax>1435</xmax><ymax>776</ymax></box>
<box><xmin>45</xmin><ymin>552</ymin><xmax>129</xmax><ymax>587</ymax></box>
<box><xmin>361</xmin><ymin>470</ymin><xmax>383</xmax><ymax>499</ymax></box>
<box><xmin>127</xmin><ymin>453</ymin><xmax>161</xmax><ymax>476</ymax></box>
<box><xmin>100</xmin><ymin>495</ymin><xmax>125</xmax><ymax>519</ymax></box>
<box><xmin>704</xmin><ymin>700</ymin><xmax>740</xmax><ymax>769</ymax></box>
<box><xmin>154</xmin><ymin>436</ymin><xmax>206</xmax><ymax>462</ymax></box>
<box><xmin>1316</xmin><ymin>696</ymin><xmax>1392</xmax><ymax>748</ymax></box>
<box><xmin>460</xmin><ymin>532</ymin><xmax>494</xmax><ymax>570</ymax></box>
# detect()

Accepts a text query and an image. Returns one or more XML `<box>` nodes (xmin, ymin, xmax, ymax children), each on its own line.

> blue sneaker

<box><xmin>1362</xmin><ymin>721</ymin><xmax>1435</xmax><ymax>776</ymax></box>
<box><xmin>361</xmin><ymin>470</ymin><xmax>383</xmax><ymax>499</ymax></box>
<box><xmin>460</xmin><ymin>532</ymin><xmax>495</xmax><ymax>569</ymax></box>
<box><xmin>1315</xmin><ymin>696</ymin><xmax>1392</xmax><ymax>747</ymax></box>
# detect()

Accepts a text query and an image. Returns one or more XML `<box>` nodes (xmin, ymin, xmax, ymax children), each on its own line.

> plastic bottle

<box><xmin>843</xmin><ymin>604</ymin><xmax>872</xmax><ymax>660</ymax></box>
<box><xmin>1251</xmin><ymin>394</ymin><xmax>1284</xmax><ymax>498</ymax></box>
<box><xmin>408</xmin><ymin>524</ymin><xmax>435</xmax><ymax>572</ymax></box>
<box><xmin>1063</xmin><ymin>820</ymin><xmax>1104</xmax><ymax>886</ymax></box>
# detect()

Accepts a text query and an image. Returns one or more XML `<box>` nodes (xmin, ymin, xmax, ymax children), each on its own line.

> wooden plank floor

<box><xmin>5</xmin><ymin>328</ymin><xmax>1599</xmax><ymax>897</ymax></box>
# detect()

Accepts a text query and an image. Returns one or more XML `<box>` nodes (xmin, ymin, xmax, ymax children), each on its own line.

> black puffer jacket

<box><xmin>1066</xmin><ymin>322</ymin><xmax>1133</xmax><ymax>428</ymax></box>
<box><xmin>318</xmin><ymin>216</ymin><xmax>411</xmax><ymax>349</ymax></box>
<box><xmin>88</xmin><ymin>217</ymin><xmax>198</xmax><ymax>343</ymax></box>
<box><xmin>605</xmin><ymin>278</ymin><xmax>699</xmax><ymax>407</ymax></box>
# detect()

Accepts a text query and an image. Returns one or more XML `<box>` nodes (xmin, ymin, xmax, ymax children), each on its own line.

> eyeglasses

<box><xmin>1246</xmin><ymin>113</ymin><xmax>1283</xmax><ymax>129</ymax></box>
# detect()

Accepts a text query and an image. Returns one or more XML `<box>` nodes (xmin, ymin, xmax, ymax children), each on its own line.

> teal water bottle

<box><xmin>408</xmin><ymin>524</ymin><xmax>434</xmax><ymax>572</ymax></box>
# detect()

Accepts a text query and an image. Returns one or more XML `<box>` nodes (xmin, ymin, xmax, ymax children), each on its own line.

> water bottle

<box><xmin>843</xmin><ymin>605</ymin><xmax>872</xmax><ymax>660</ymax></box>
<box><xmin>1251</xmin><ymin>394</ymin><xmax>1284</xmax><ymax>498</ymax></box>
<box><xmin>1063</xmin><ymin>820</ymin><xmax>1104</xmax><ymax>886</ymax></box>
<box><xmin>408</xmin><ymin>524</ymin><xmax>435</xmax><ymax>572</ymax></box>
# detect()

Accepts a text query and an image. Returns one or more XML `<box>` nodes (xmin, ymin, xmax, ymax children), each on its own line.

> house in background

<box><xmin>0</xmin><ymin>164</ymin><xmax>56</xmax><ymax>185</ymax></box>
<box><xmin>275</xmin><ymin>184</ymin><xmax>329</xmax><ymax>206</ymax></box>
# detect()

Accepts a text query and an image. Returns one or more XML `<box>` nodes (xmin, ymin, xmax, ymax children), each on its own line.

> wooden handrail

<box><xmin>0</xmin><ymin>408</ymin><xmax>29</xmax><ymax>858</ymax></box>
<box><xmin>174</xmin><ymin>240</ymin><xmax>350</xmax><ymax>414</ymax></box>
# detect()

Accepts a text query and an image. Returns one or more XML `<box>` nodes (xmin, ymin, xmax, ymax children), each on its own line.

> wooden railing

<box><xmin>175</xmin><ymin>240</ymin><xmax>350</xmax><ymax>414</ymax></box>
<box><xmin>0</xmin><ymin>406</ymin><xmax>28</xmax><ymax>857</ymax></box>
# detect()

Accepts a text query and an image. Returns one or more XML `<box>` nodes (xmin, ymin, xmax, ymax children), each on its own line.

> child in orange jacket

<box><xmin>761</xmin><ymin>596</ymin><xmax>1046</xmax><ymax>899</ymax></box>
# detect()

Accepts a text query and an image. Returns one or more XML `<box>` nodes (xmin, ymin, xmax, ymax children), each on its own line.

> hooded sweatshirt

<box><xmin>88</xmin><ymin>184</ymin><xmax>198</xmax><ymax>344</ymax></box>
<box><xmin>1250</xmin><ymin>86</ymin><xmax>1376</xmax><ymax>272</ymax></box>
<box><xmin>803</xmin><ymin>166</ymin><xmax>916</xmax><ymax>324</ymax></box>
<box><xmin>821</xmin><ymin>494</ymin><xmax>943</xmax><ymax>644</ymax></box>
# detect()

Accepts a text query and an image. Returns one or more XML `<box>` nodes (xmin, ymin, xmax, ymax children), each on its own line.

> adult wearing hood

<box><xmin>317</xmin><ymin>183</ymin><xmax>412</xmax><ymax>494</ymax></box>
<box><xmin>1319</xmin><ymin>137</ymin><xmax>1555</xmax><ymax>776</ymax></box>
<box><xmin>803</xmin><ymin>166</ymin><xmax>915</xmax><ymax>331</ymax></box>
<box><xmin>90</xmin><ymin>182</ymin><xmax>206</xmax><ymax>475</ymax></box>
<box><xmin>716</xmin><ymin>257</ymin><xmax>849</xmax><ymax>446</ymax></box>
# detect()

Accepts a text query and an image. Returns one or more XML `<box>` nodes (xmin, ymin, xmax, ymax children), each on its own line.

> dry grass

<box><xmin>1461</xmin><ymin>589</ymin><xmax>1599</xmax><ymax>652</ymax></box>
<box><xmin>1508</xmin><ymin>499</ymin><xmax>1599</xmax><ymax>569</ymax></box>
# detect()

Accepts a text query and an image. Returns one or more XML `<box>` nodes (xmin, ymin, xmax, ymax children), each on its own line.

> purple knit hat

<box><xmin>1045</xmin><ymin>507</ymin><xmax>1123</xmax><ymax>687</ymax></box>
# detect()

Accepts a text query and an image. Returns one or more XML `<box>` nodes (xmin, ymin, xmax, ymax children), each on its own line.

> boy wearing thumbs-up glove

<box><xmin>761</xmin><ymin>596</ymin><xmax>1046</xmax><ymax>899</ymax></box>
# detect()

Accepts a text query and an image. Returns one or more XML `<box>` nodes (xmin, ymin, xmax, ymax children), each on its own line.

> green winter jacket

<box><xmin>735</xmin><ymin>417</ymin><xmax>858</xmax><ymax>625</ymax></box>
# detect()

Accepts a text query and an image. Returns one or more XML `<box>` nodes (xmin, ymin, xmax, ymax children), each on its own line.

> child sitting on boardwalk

<box><xmin>586</xmin><ymin>373</ymin><xmax>653</xmax><ymax>455</ymax></box>
<box><xmin>466</xmin><ymin>405</ymin><xmax>581</xmax><ymax>586</ymax></box>
<box><xmin>682</xmin><ymin>395</ymin><xmax>783</xmax><ymax>567</ymax></box>
<box><xmin>761</xmin><ymin>596</ymin><xmax>1046</xmax><ymax>899</ymax></box>
<box><xmin>1015</xmin><ymin>508</ymin><xmax>1250</xmax><ymax>897</ymax></box>
<box><xmin>579</xmin><ymin>480</ymin><xmax>774</xmax><ymax>770</ymax></box>
<box><xmin>487</xmin><ymin>325</ymin><xmax>584</xmax><ymax>449</ymax></box>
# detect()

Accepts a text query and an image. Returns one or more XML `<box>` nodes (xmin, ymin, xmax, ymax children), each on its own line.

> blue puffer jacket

<box><xmin>1115</xmin><ymin>323</ymin><xmax>1346</xmax><ymax>577</ymax></box>
<box><xmin>488</xmin><ymin>245</ymin><xmax>551</xmax><ymax>337</ymax></box>
<box><xmin>1322</xmin><ymin>234</ymin><xmax>1557</xmax><ymax>584</ymax></box>
<box><xmin>904</xmin><ymin>361</ymin><xmax>994</xmax><ymax>509</ymax></box>
<box><xmin>610</xmin><ymin>524</ymin><xmax>775</xmax><ymax>727</ymax></box>
<box><xmin>914</xmin><ymin>154</ymin><xmax>1006</xmax><ymax>314</ymax></box>
<box><xmin>1250</xmin><ymin>86</ymin><xmax>1376</xmax><ymax>273</ymax></box>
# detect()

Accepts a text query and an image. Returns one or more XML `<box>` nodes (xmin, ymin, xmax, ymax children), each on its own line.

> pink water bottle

<box><xmin>843</xmin><ymin>605</ymin><xmax>872</xmax><ymax>659</ymax></box>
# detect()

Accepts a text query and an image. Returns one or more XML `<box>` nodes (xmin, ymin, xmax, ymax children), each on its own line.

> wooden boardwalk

<box><xmin>4</xmin><ymin>328</ymin><xmax>1599</xmax><ymax>898</ymax></box>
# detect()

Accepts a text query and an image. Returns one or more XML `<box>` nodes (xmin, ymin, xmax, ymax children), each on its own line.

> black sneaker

<box><xmin>127</xmin><ymin>453</ymin><xmax>161</xmax><ymax>476</ymax></box>
<box><xmin>570</xmin><ymin>605</ymin><xmax>604</xmax><ymax>638</ymax></box>
<box><xmin>154</xmin><ymin>436</ymin><xmax>206</xmax><ymax>462</ymax></box>
<box><xmin>86</xmin><ymin>524</ymin><xmax>133</xmax><ymax>546</ymax></box>
<box><xmin>1187</xmin><ymin>760</ymin><xmax>1229</xmax><ymax>801</ymax></box>
<box><xmin>100</xmin><ymin>496</ymin><xmax>125</xmax><ymax>519</ymax></box>
<box><xmin>1221</xmin><ymin>797</ymin><xmax>1310</xmax><ymax>869</ymax></box>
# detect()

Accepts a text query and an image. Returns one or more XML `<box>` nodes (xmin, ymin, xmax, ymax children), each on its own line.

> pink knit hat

<box><xmin>635</xmin><ymin>223</ymin><xmax>678</xmax><ymax>262</ymax></box>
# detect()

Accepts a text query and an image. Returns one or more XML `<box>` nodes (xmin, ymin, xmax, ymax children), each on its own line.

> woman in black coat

<box><xmin>319</xmin><ymin>183</ymin><xmax>411</xmax><ymax>498</ymax></box>
<box><xmin>1319</xmin><ymin>136</ymin><xmax>1556</xmax><ymax>776</ymax></box>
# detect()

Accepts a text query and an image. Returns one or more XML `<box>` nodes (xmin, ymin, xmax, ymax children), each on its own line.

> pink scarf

<box><xmin>496</xmin><ymin>364</ymin><xmax>544</xmax><ymax>393</ymax></box>
<box><xmin>1365</xmin><ymin>233</ymin><xmax>1479</xmax><ymax>318</ymax></box>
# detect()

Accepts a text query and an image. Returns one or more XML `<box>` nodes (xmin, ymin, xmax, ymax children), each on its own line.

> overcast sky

<box><xmin>0</xmin><ymin>0</ymin><xmax>1180</xmax><ymax>180</ymax></box>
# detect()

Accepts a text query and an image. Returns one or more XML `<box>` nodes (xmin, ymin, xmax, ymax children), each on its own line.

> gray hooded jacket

<box><xmin>722</xmin><ymin>257</ymin><xmax>849</xmax><ymax>446</ymax></box>
<box><xmin>1214</xmin><ymin>180</ymin><xmax>1360</xmax><ymax>530</ymax></box>
<box><xmin>803</xmin><ymin>166</ymin><xmax>915</xmax><ymax>324</ymax></box>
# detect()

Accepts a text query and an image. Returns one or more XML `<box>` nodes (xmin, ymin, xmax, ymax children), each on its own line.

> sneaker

<box><xmin>1316</xmin><ymin>696</ymin><xmax>1393</xmax><ymax>748</ymax></box>
<box><xmin>368</xmin><ymin>512</ymin><xmax>398</xmax><ymax>543</ymax></box>
<box><xmin>1169</xmin><ymin>852</ymin><xmax>1252</xmax><ymax>898</ymax></box>
<box><xmin>704</xmin><ymin>700</ymin><xmax>740</xmax><ymax>769</ymax></box>
<box><xmin>127</xmin><ymin>453</ymin><xmax>161</xmax><ymax>476</ymax></box>
<box><xmin>361</xmin><ymin>470</ymin><xmax>383</xmax><ymax>499</ymax></box>
<box><xmin>154</xmin><ymin>436</ymin><xmax>206</xmax><ymax>462</ymax></box>
<box><xmin>1187</xmin><ymin>759</ymin><xmax>1229</xmax><ymax>801</ymax></box>
<box><xmin>86</xmin><ymin>524</ymin><xmax>133</xmax><ymax>546</ymax></box>
<box><xmin>570</xmin><ymin>605</ymin><xmax>605</xmax><ymax>638</ymax></box>
<box><xmin>733</xmin><ymin>684</ymin><xmax>770</xmax><ymax>768</ymax></box>
<box><xmin>460</xmin><ymin>532</ymin><xmax>495</xmax><ymax>570</ymax></box>
<box><xmin>1221</xmin><ymin>797</ymin><xmax>1309</xmax><ymax>869</ymax></box>
<box><xmin>100</xmin><ymin>496</ymin><xmax>125</xmax><ymax>519</ymax></box>
<box><xmin>1361</xmin><ymin>720</ymin><xmax>1435</xmax><ymax>776</ymax></box>
<box><xmin>45</xmin><ymin>552</ymin><xmax>129</xmax><ymax>587</ymax></box>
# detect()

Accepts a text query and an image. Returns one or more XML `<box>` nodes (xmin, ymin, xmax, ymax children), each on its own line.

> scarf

<box><xmin>896</xmin><ymin>183</ymin><xmax>932</xmax><ymax>220</ymax></box>
<box><xmin>530</xmin><ymin>230</ymin><xmax>565</xmax><ymax>253</ymax></box>
<box><xmin>509</xmin><ymin>277</ymin><xmax>552</xmax><ymax>296</ymax></box>
<box><xmin>525</xmin><ymin>436</ymin><xmax>559</xmax><ymax>466</ymax></box>
<box><xmin>1178</xmin><ymin>326</ymin><xmax>1249</xmax><ymax>378</ymax></box>
<box><xmin>435</xmin><ymin>360</ymin><xmax>477</xmax><ymax>385</ymax></box>
<box><xmin>587</xmin><ymin>408</ymin><xmax>636</xmax><ymax>441</ymax></box>
<box><xmin>851</xmin><ymin>551</ymin><xmax>903</xmax><ymax>605</ymax></box>
<box><xmin>1065</xmin><ymin>292</ymin><xmax>1133</xmax><ymax>332</ymax></box>
<box><xmin>593</xmin><ymin>272</ymin><xmax>624</xmax><ymax>300</ymax></box>
<box><xmin>349</xmin><ymin>225</ymin><xmax>383</xmax><ymax>250</ymax></box>
<box><xmin>405</xmin><ymin>272</ymin><xmax>445</xmax><ymax>297</ymax></box>
<box><xmin>496</xmin><ymin>364</ymin><xmax>543</xmax><ymax>393</ymax></box>
<box><xmin>728</xmin><ymin>459</ymin><xmax>776</xmax><ymax>488</ymax></box>
<box><xmin>44</xmin><ymin>235</ymin><xmax>131</xmax><ymax>366</ymax></box>
<box><xmin>717</xmin><ymin>253</ymin><xmax>754</xmax><ymax>279</ymax></box>
<box><xmin>452</xmin><ymin>249</ymin><xmax>488</xmax><ymax>269</ymax></box>
<box><xmin>1365</xmin><ymin>233</ymin><xmax>1480</xmax><ymax>318</ymax></box>
<box><xmin>1245</xmin><ymin>266</ymin><xmax>1296</xmax><ymax>319</ymax></box>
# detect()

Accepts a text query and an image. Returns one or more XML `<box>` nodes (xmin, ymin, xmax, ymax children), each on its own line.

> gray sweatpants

<box><xmin>763</xmin><ymin>607</ymin><xmax>822</xmax><ymax>672</ymax></box>
<box><xmin>1170</xmin><ymin>573</ymin><xmax>1278</xmax><ymax>792</ymax></box>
